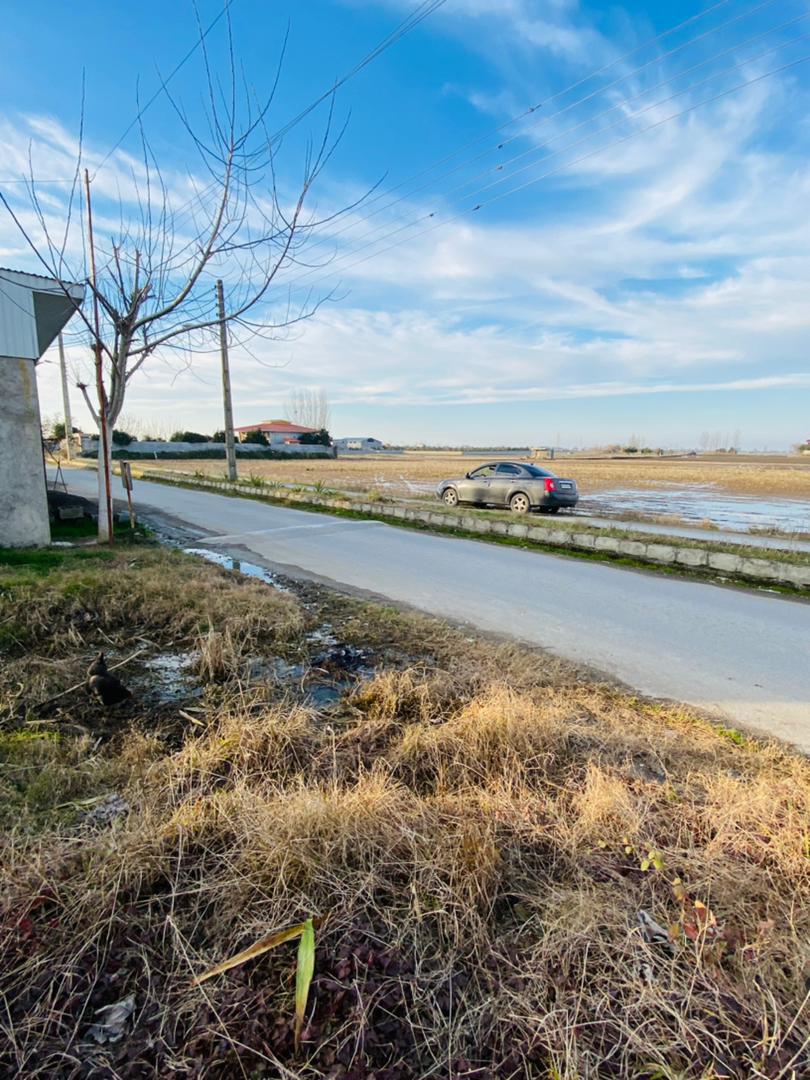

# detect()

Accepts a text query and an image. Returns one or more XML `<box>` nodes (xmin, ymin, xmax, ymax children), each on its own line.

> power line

<box><xmin>248</xmin><ymin>0</ymin><xmax>788</xmax><ymax>291</ymax></box>
<box><xmin>161</xmin><ymin>0</ymin><xmax>448</xmax><ymax>239</ymax></box>
<box><xmin>269</xmin><ymin>7</ymin><xmax>808</xmax><ymax>295</ymax></box>
<box><xmin>269</xmin><ymin>0</ymin><xmax>448</xmax><ymax>144</ymax></box>
<box><xmin>254</xmin><ymin>49</ymin><xmax>810</xmax><ymax>306</ymax></box>
<box><xmin>91</xmin><ymin>0</ymin><xmax>238</xmax><ymax>179</ymax></box>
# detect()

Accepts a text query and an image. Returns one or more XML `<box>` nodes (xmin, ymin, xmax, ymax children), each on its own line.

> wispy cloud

<box><xmin>8</xmin><ymin>0</ymin><xmax>810</xmax><ymax>443</ymax></box>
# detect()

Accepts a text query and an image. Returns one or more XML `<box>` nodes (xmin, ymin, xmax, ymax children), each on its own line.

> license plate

<box><xmin>558</xmin><ymin>482</ymin><xmax>573</xmax><ymax>491</ymax></box>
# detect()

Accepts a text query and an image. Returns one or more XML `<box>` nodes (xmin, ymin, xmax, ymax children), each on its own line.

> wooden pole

<box><xmin>84</xmin><ymin>168</ymin><xmax>114</xmax><ymax>544</ymax></box>
<box><xmin>120</xmin><ymin>462</ymin><xmax>136</xmax><ymax>529</ymax></box>
<box><xmin>217</xmin><ymin>279</ymin><xmax>237</xmax><ymax>482</ymax></box>
<box><xmin>57</xmin><ymin>333</ymin><xmax>73</xmax><ymax>460</ymax></box>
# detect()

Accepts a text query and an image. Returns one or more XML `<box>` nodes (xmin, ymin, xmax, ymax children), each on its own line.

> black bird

<box><xmin>88</xmin><ymin>673</ymin><xmax>132</xmax><ymax>707</ymax></box>
<box><xmin>87</xmin><ymin>652</ymin><xmax>108</xmax><ymax>679</ymax></box>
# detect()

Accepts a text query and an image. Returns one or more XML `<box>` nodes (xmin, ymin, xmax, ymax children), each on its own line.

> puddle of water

<box><xmin>139</xmin><ymin>651</ymin><xmax>203</xmax><ymax>703</ymax></box>
<box><xmin>307</xmin><ymin>624</ymin><xmax>338</xmax><ymax>649</ymax></box>
<box><xmin>305</xmin><ymin>680</ymin><xmax>352</xmax><ymax>708</ymax></box>
<box><xmin>578</xmin><ymin>488</ymin><xmax>810</xmax><ymax>534</ymax></box>
<box><xmin>184</xmin><ymin>547</ymin><xmax>290</xmax><ymax>590</ymax></box>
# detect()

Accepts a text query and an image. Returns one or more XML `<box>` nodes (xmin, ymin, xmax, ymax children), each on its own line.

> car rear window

<box><xmin>523</xmin><ymin>465</ymin><xmax>554</xmax><ymax>478</ymax></box>
<box><xmin>495</xmin><ymin>463</ymin><xmax>522</xmax><ymax>476</ymax></box>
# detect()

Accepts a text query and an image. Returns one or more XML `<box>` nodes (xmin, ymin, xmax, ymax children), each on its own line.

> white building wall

<box><xmin>0</xmin><ymin>357</ymin><xmax>50</xmax><ymax>547</ymax></box>
<box><xmin>0</xmin><ymin>276</ymin><xmax>39</xmax><ymax>359</ymax></box>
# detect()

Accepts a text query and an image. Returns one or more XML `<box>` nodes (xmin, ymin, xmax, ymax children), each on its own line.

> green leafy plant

<box><xmin>295</xmin><ymin>918</ymin><xmax>316</xmax><ymax>1053</ymax></box>
<box><xmin>640</xmin><ymin>849</ymin><xmax>665</xmax><ymax>872</ymax></box>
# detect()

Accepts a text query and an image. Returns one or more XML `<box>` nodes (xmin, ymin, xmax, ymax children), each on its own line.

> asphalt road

<box><xmin>55</xmin><ymin>468</ymin><xmax>810</xmax><ymax>750</ymax></box>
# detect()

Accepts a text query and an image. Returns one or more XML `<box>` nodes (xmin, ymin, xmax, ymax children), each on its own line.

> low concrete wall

<box><xmin>132</xmin><ymin>468</ymin><xmax>810</xmax><ymax>590</ymax></box>
<box><xmin>0</xmin><ymin>357</ymin><xmax>50</xmax><ymax>547</ymax></box>
<box><xmin>84</xmin><ymin>440</ymin><xmax>334</xmax><ymax>457</ymax></box>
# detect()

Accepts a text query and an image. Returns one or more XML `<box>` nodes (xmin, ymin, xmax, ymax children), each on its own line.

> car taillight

<box><xmin>544</xmin><ymin>478</ymin><xmax>556</xmax><ymax>492</ymax></box>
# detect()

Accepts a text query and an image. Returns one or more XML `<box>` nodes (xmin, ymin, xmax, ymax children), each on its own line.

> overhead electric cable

<box><xmin>242</xmin><ymin>49</ymin><xmax>810</xmax><ymax>311</ymax></box>
<box><xmin>249</xmin><ymin>0</ymin><xmax>790</xmax><ymax>286</ymax></box>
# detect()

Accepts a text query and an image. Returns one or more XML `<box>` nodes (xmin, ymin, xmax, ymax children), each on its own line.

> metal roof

<box><xmin>0</xmin><ymin>267</ymin><xmax>85</xmax><ymax>361</ymax></box>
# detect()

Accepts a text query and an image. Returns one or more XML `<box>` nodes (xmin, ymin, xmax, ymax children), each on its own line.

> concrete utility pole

<box><xmin>216</xmin><ymin>279</ymin><xmax>237</xmax><ymax>482</ymax></box>
<box><xmin>57</xmin><ymin>333</ymin><xmax>73</xmax><ymax>460</ymax></box>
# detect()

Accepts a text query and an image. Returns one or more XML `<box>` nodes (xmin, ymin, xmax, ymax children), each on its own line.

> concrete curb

<box><xmin>131</xmin><ymin>467</ymin><xmax>810</xmax><ymax>591</ymax></box>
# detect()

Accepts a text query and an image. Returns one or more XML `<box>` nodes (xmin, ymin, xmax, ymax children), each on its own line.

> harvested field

<box><xmin>1</xmin><ymin>542</ymin><xmax>808</xmax><ymax>1078</ymax></box>
<box><xmin>137</xmin><ymin>451</ymin><xmax>810</xmax><ymax>502</ymax></box>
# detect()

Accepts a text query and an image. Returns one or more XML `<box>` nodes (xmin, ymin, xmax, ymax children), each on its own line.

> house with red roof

<box><xmin>233</xmin><ymin>419</ymin><xmax>319</xmax><ymax>445</ymax></box>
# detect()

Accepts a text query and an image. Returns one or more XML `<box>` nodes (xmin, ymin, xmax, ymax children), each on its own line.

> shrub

<box><xmin>299</xmin><ymin>428</ymin><xmax>332</xmax><ymax>446</ymax></box>
<box><xmin>170</xmin><ymin>431</ymin><xmax>210</xmax><ymax>443</ymax></box>
<box><xmin>622</xmin><ymin>446</ymin><xmax>639</xmax><ymax>454</ymax></box>
<box><xmin>242</xmin><ymin>430</ymin><xmax>269</xmax><ymax>445</ymax></box>
<box><xmin>112</xmin><ymin>429</ymin><xmax>134</xmax><ymax>446</ymax></box>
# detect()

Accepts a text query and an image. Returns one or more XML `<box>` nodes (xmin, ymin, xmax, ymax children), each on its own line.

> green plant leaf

<box><xmin>294</xmin><ymin>917</ymin><xmax>316</xmax><ymax>1053</ymax></box>
<box><xmin>195</xmin><ymin>921</ymin><xmax>308</xmax><ymax>984</ymax></box>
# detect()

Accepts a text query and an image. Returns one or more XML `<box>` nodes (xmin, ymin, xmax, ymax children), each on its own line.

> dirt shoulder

<box><xmin>1</xmin><ymin>541</ymin><xmax>808</xmax><ymax>1077</ymax></box>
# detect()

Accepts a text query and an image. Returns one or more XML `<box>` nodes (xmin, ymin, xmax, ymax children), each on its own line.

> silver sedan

<box><xmin>436</xmin><ymin>461</ymin><xmax>579</xmax><ymax>514</ymax></box>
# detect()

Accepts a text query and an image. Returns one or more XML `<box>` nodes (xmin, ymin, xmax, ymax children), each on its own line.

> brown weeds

<box><xmin>0</xmin><ymin>549</ymin><xmax>808</xmax><ymax>1078</ymax></box>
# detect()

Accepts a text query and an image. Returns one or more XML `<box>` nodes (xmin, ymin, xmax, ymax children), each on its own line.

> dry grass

<box><xmin>1</xmin><ymin>545</ymin><xmax>808</xmax><ymax>1078</ymax></box>
<box><xmin>138</xmin><ymin>450</ymin><xmax>810</xmax><ymax>501</ymax></box>
<box><xmin>0</xmin><ymin>545</ymin><xmax>302</xmax><ymax>663</ymax></box>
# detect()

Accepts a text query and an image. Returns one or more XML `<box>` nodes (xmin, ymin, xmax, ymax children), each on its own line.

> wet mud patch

<box><xmin>135</xmin><ymin>650</ymin><xmax>202</xmax><ymax>704</ymax></box>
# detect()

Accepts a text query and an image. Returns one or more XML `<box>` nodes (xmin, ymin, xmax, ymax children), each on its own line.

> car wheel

<box><xmin>509</xmin><ymin>492</ymin><xmax>530</xmax><ymax>514</ymax></box>
<box><xmin>443</xmin><ymin>488</ymin><xmax>459</xmax><ymax>508</ymax></box>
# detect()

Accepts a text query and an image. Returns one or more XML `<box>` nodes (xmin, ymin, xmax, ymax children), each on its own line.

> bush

<box><xmin>299</xmin><ymin>427</ymin><xmax>332</xmax><ymax>447</ymax></box>
<box><xmin>622</xmin><ymin>446</ymin><xmax>639</xmax><ymax>454</ymax></box>
<box><xmin>242</xmin><ymin>430</ymin><xmax>269</xmax><ymax>445</ymax></box>
<box><xmin>112</xmin><ymin>430</ymin><xmax>134</xmax><ymax>446</ymax></box>
<box><xmin>211</xmin><ymin>430</ymin><xmax>226</xmax><ymax>443</ymax></box>
<box><xmin>170</xmin><ymin>431</ymin><xmax>209</xmax><ymax>443</ymax></box>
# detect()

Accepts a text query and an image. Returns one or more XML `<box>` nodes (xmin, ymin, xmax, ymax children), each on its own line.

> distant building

<box><xmin>233</xmin><ymin>419</ymin><xmax>319</xmax><ymax>445</ymax></box>
<box><xmin>335</xmin><ymin>436</ymin><xmax>385</xmax><ymax>453</ymax></box>
<box><xmin>0</xmin><ymin>267</ymin><xmax>84</xmax><ymax>547</ymax></box>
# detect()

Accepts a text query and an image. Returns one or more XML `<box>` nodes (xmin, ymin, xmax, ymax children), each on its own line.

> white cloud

<box><xmin>7</xmin><ymin>0</ymin><xmax>810</xmax><ymax>444</ymax></box>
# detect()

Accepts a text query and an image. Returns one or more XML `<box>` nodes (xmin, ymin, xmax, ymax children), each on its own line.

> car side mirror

<box><xmin>465</xmin><ymin>472</ymin><xmax>471</xmax><ymax>479</ymax></box>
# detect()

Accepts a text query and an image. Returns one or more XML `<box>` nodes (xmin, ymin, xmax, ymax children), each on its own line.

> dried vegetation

<box><xmin>0</xmin><ymin>544</ymin><xmax>808</xmax><ymax>1078</ymax></box>
<box><xmin>141</xmin><ymin>450</ymin><xmax>810</xmax><ymax>500</ymax></box>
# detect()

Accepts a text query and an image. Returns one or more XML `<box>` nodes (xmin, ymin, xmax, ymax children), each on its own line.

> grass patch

<box><xmin>49</xmin><ymin>518</ymin><xmax>145</xmax><ymax>542</ymax></box>
<box><xmin>1</xmin><ymin>545</ymin><xmax>808</xmax><ymax>1077</ymax></box>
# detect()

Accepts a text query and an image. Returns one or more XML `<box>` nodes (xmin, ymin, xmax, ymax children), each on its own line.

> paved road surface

<box><xmin>55</xmin><ymin>468</ymin><xmax>810</xmax><ymax>750</ymax></box>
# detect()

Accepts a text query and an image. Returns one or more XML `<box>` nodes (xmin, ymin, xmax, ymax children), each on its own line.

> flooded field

<box><xmin>577</xmin><ymin>485</ymin><xmax>810</xmax><ymax>534</ymax></box>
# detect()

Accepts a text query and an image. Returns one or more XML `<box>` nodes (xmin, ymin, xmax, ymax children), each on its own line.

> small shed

<box><xmin>0</xmin><ymin>267</ymin><xmax>85</xmax><ymax>547</ymax></box>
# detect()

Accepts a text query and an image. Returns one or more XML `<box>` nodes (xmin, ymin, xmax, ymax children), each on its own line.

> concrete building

<box><xmin>0</xmin><ymin>268</ymin><xmax>84</xmax><ymax>547</ymax></box>
<box><xmin>233</xmin><ymin>419</ymin><xmax>320</xmax><ymax>445</ymax></box>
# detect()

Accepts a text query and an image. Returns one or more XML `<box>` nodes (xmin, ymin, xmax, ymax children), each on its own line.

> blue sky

<box><xmin>2</xmin><ymin>0</ymin><xmax>810</xmax><ymax>447</ymax></box>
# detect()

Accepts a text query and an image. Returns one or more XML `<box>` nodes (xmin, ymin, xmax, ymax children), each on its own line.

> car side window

<box><xmin>496</xmin><ymin>464</ymin><xmax>522</xmax><ymax>476</ymax></box>
<box><xmin>471</xmin><ymin>465</ymin><xmax>498</xmax><ymax>478</ymax></box>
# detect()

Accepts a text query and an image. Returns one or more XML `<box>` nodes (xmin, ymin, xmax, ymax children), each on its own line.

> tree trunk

<box><xmin>96</xmin><ymin>423</ymin><xmax>113</xmax><ymax>543</ymax></box>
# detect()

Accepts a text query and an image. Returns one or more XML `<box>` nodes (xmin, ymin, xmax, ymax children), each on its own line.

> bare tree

<box><xmin>286</xmin><ymin>386</ymin><xmax>331</xmax><ymax>430</ymax></box>
<box><xmin>1</xmin><ymin>20</ymin><xmax>361</xmax><ymax>541</ymax></box>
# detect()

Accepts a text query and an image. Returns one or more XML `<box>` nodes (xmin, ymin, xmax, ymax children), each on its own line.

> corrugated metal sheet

<box><xmin>0</xmin><ymin>268</ymin><xmax>84</xmax><ymax>361</ymax></box>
